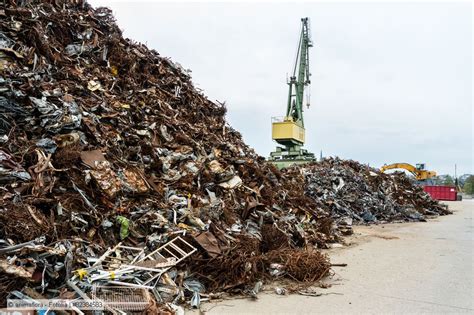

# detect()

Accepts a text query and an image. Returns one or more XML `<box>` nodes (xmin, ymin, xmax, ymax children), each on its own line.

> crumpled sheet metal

<box><xmin>0</xmin><ymin>258</ymin><xmax>35</xmax><ymax>279</ymax></box>
<box><xmin>80</xmin><ymin>149</ymin><xmax>106</xmax><ymax>168</ymax></box>
<box><xmin>90</xmin><ymin>160</ymin><xmax>122</xmax><ymax>198</ymax></box>
<box><xmin>284</xmin><ymin>157</ymin><xmax>451</xmax><ymax>234</ymax></box>
<box><xmin>0</xmin><ymin>150</ymin><xmax>31</xmax><ymax>183</ymax></box>
<box><xmin>193</xmin><ymin>231</ymin><xmax>221</xmax><ymax>258</ymax></box>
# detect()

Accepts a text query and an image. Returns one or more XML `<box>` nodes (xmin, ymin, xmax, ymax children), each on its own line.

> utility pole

<box><xmin>455</xmin><ymin>163</ymin><xmax>459</xmax><ymax>189</ymax></box>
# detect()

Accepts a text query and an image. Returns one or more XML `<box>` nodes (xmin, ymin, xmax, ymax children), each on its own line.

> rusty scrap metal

<box><xmin>287</xmin><ymin>157</ymin><xmax>451</xmax><ymax>234</ymax></box>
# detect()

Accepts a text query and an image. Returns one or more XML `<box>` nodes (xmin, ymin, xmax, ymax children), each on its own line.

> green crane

<box><xmin>269</xmin><ymin>17</ymin><xmax>316</xmax><ymax>169</ymax></box>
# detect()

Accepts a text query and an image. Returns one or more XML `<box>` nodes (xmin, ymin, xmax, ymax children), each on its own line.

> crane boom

<box><xmin>286</xmin><ymin>17</ymin><xmax>312</xmax><ymax>126</ymax></box>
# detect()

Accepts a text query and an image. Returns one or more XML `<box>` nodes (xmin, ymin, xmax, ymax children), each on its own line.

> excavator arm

<box><xmin>381</xmin><ymin>163</ymin><xmax>418</xmax><ymax>174</ymax></box>
<box><xmin>380</xmin><ymin>163</ymin><xmax>437</xmax><ymax>181</ymax></box>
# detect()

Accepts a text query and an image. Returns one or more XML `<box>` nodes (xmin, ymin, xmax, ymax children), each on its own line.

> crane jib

<box><xmin>286</xmin><ymin>17</ymin><xmax>312</xmax><ymax>127</ymax></box>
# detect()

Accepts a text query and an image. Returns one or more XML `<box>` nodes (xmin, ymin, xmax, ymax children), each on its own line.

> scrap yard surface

<box><xmin>193</xmin><ymin>200</ymin><xmax>474</xmax><ymax>314</ymax></box>
<box><xmin>0</xmin><ymin>1</ymin><xmax>472</xmax><ymax>314</ymax></box>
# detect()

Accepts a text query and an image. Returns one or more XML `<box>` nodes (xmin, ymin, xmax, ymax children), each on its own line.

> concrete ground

<box><xmin>193</xmin><ymin>200</ymin><xmax>474</xmax><ymax>314</ymax></box>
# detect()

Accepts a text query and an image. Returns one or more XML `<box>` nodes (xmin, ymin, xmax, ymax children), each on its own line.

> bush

<box><xmin>464</xmin><ymin>176</ymin><xmax>474</xmax><ymax>194</ymax></box>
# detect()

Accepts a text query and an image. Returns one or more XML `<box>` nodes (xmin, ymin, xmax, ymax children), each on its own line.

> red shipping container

<box><xmin>423</xmin><ymin>185</ymin><xmax>457</xmax><ymax>201</ymax></box>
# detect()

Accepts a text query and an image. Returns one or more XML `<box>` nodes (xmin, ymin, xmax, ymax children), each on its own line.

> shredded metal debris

<box><xmin>285</xmin><ymin>158</ymin><xmax>451</xmax><ymax>234</ymax></box>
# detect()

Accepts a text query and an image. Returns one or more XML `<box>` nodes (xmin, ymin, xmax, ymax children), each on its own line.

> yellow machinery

<box><xmin>380</xmin><ymin>163</ymin><xmax>437</xmax><ymax>181</ymax></box>
<box><xmin>271</xmin><ymin>117</ymin><xmax>305</xmax><ymax>145</ymax></box>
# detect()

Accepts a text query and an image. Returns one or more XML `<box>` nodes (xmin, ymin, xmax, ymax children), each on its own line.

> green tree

<box><xmin>464</xmin><ymin>176</ymin><xmax>474</xmax><ymax>194</ymax></box>
<box><xmin>443</xmin><ymin>175</ymin><xmax>454</xmax><ymax>186</ymax></box>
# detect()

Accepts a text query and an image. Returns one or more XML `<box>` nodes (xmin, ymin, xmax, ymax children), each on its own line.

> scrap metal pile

<box><xmin>0</xmin><ymin>1</ymin><xmax>334</xmax><ymax>311</ymax></box>
<box><xmin>288</xmin><ymin>158</ymin><xmax>451</xmax><ymax>234</ymax></box>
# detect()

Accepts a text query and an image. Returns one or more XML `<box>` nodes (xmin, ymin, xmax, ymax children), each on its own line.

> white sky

<box><xmin>89</xmin><ymin>1</ymin><xmax>473</xmax><ymax>175</ymax></box>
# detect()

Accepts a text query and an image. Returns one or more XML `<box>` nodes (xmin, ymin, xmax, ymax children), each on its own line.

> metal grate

<box><xmin>92</xmin><ymin>285</ymin><xmax>152</xmax><ymax>312</ymax></box>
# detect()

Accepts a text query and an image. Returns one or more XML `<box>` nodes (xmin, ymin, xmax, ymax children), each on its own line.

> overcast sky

<box><xmin>90</xmin><ymin>1</ymin><xmax>472</xmax><ymax>175</ymax></box>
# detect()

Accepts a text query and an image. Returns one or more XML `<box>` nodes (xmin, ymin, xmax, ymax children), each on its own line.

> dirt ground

<box><xmin>190</xmin><ymin>200</ymin><xmax>474</xmax><ymax>314</ymax></box>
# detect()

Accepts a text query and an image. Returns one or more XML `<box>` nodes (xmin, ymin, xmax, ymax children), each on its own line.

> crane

<box><xmin>269</xmin><ymin>17</ymin><xmax>316</xmax><ymax>169</ymax></box>
<box><xmin>380</xmin><ymin>163</ymin><xmax>437</xmax><ymax>181</ymax></box>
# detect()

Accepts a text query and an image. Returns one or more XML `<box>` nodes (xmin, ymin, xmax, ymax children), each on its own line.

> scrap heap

<box><xmin>287</xmin><ymin>158</ymin><xmax>451</xmax><ymax>234</ymax></box>
<box><xmin>0</xmin><ymin>1</ymin><xmax>333</xmax><ymax>310</ymax></box>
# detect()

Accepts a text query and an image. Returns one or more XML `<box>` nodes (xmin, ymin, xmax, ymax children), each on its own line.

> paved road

<box><xmin>195</xmin><ymin>200</ymin><xmax>474</xmax><ymax>314</ymax></box>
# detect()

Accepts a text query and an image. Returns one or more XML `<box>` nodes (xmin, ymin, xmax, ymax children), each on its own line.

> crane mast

<box><xmin>269</xmin><ymin>17</ymin><xmax>316</xmax><ymax>169</ymax></box>
<box><xmin>287</xmin><ymin>17</ymin><xmax>312</xmax><ymax>126</ymax></box>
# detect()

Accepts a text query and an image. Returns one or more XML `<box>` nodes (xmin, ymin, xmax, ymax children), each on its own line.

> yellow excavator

<box><xmin>380</xmin><ymin>163</ymin><xmax>437</xmax><ymax>181</ymax></box>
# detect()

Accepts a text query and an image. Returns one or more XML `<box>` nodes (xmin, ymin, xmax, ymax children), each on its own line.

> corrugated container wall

<box><xmin>423</xmin><ymin>185</ymin><xmax>457</xmax><ymax>201</ymax></box>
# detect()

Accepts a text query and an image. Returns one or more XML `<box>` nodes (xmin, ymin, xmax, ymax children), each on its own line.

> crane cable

<box><xmin>306</xmin><ymin>83</ymin><xmax>311</xmax><ymax>108</ymax></box>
